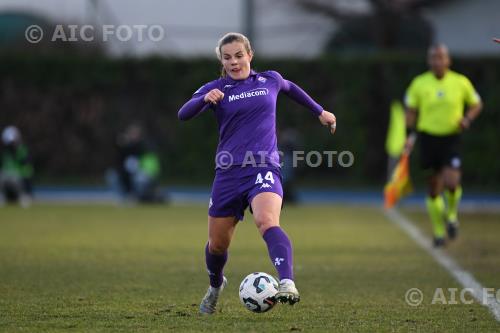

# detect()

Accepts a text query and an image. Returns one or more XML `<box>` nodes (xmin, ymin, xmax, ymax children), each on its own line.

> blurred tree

<box><xmin>0</xmin><ymin>11</ymin><xmax>104</xmax><ymax>56</ymax></box>
<box><xmin>294</xmin><ymin>0</ymin><xmax>457</xmax><ymax>53</ymax></box>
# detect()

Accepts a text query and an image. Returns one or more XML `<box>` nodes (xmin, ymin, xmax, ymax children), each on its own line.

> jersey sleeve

<box><xmin>192</xmin><ymin>80</ymin><xmax>219</xmax><ymax>98</ymax></box>
<box><xmin>404</xmin><ymin>78</ymin><xmax>420</xmax><ymax>110</ymax></box>
<box><xmin>268</xmin><ymin>70</ymin><xmax>324</xmax><ymax>116</ymax></box>
<box><xmin>265</xmin><ymin>70</ymin><xmax>287</xmax><ymax>90</ymax></box>
<box><xmin>178</xmin><ymin>80</ymin><xmax>219</xmax><ymax>121</ymax></box>
<box><xmin>461</xmin><ymin>76</ymin><xmax>481</xmax><ymax>106</ymax></box>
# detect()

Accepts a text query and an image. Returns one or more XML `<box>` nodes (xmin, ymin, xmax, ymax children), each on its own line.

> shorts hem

<box><xmin>208</xmin><ymin>211</ymin><xmax>244</xmax><ymax>221</ymax></box>
<box><xmin>248</xmin><ymin>190</ymin><xmax>283</xmax><ymax>208</ymax></box>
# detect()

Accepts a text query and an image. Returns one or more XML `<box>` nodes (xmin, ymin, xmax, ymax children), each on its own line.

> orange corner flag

<box><xmin>384</xmin><ymin>153</ymin><xmax>413</xmax><ymax>209</ymax></box>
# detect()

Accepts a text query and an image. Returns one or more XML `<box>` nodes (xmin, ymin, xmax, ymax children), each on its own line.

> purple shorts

<box><xmin>208</xmin><ymin>166</ymin><xmax>283</xmax><ymax>221</ymax></box>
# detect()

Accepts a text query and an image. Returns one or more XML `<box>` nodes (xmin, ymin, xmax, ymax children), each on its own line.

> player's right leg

<box><xmin>199</xmin><ymin>215</ymin><xmax>237</xmax><ymax>315</ymax></box>
<box><xmin>419</xmin><ymin>134</ymin><xmax>447</xmax><ymax>247</ymax></box>
<box><xmin>426</xmin><ymin>173</ymin><xmax>446</xmax><ymax>247</ymax></box>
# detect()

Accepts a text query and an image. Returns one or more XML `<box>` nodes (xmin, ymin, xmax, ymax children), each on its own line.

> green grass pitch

<box><xmin>0</xmin><ymin>204</ymin><xmax>499</xmax><ymax>332</ymax></box>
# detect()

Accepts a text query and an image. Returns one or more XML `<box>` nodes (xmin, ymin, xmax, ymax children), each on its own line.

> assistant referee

<box><xmin>405</xmin><ymin>44</ymin><xmax>482</xmax><ymax>247</ymax></box>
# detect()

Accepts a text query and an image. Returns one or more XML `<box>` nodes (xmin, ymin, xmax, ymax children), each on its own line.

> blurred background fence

<box><xmin>1</xmin><ymin>54</ymin><xmax>499</xmax><ymax>188</ymax></box>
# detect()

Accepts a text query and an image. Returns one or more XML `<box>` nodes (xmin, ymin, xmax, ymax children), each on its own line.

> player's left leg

<box><xmin>443</xmin><ymin>166</ymin><xmax>462</xmax><ymax>239</ymax></box>
<box><xmin>251</xmin><ymin>192</ymin><xmax>299</xmax><ymax>305</ymax></box>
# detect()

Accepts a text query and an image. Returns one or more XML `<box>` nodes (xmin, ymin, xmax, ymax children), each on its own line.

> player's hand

<box><xmin>204</xmin><ymin>89</ymin><xmax>225</xmax><ymax>105</ymax></box>
<box><xmin>459</xmin><ymin>117</ymin><xmax>471</xmax><ymax>131</ymax></box>
<box><xmin>403</xmin><ymin>133</ymin><xmax>417</xmax><ymax>155</ymax></box>
<box><xmin>318</xmin><ymin>110</ymin><xmax>336</xmax><ymax>135</ymax></box>
<box><xmin>493</xmin><ymin>38</ymin><xmax>500</xmax><ymax>44</ymax></box>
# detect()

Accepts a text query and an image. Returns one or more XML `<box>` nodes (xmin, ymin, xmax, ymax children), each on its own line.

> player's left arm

<box><xmin>461</xmin><ymin>103</ymin><xmax>482</xmax><ymax>130</ymax></box>
<box><xmin>460</xmin><ymin>77</ymin><xmax>483</xmax><ymax>130</ymax></box>
<box><xmin>271</xmin><ymin>71</ymin><xmax>336</xmax><ymax>134</ymax></box>
<box><xmin>402</xmin><ymin>77</ymin><xmax>420</xmax><ymax>153</ymax></box>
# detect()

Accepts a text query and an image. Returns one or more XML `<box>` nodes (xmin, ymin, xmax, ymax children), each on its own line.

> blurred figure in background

<box><xmin>405</xmin><ymin>44</ymin><xmax>482</xmax><ymax>247</ymax></box>
<box><xmin>0</xmin><ymin>126</ymin><xmax>34</xmax><ymax>207</ymax></box>
<box><xmin>383</xmin><ymin>99</ymin><xmax>413</xmax><ymax>209</ymax></box>
<box><xmin>107</xmin><ymin>124</ymin><xmax>164</xmax><ymax>204</ymax></box>
<box><xmin>385</xmin><ymin>100</ymin><xmax>406</xmax><ymax>180</ymax></box>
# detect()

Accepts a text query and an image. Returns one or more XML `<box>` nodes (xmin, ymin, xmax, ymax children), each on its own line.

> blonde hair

<box><xmin>215</xmin><ymin>32</ymin><xmax>253</xmax><ymax>77</ymax></box>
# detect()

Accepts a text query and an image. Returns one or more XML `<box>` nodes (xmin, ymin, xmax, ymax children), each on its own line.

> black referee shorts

<box><xmin>418</xmin><ymin>132</ymin><xmax>462</xmax><ymax>172</ymax></box>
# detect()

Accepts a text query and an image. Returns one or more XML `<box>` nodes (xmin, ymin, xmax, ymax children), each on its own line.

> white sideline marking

<box><xmin>384</xmin><ymin>208</ymin><xmax>500</xmax><ymax>322</ymax></box>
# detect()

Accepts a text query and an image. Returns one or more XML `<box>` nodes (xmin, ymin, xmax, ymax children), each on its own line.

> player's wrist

<box><xmin>461</xmin><ymin>115</ymin><xmax>473</xmax><ymax>129</ymax></box>
<box><xmin>406</xmin><ymin>127</ymin><xmax>415</xmax><ymax>137</ymax></box>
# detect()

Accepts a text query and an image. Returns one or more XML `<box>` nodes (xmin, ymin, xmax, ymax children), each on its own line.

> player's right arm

<box><xmin>178</xmin><ymin>81</ymin><xmax>223</xmax><ymax>121</ymax></box>
<box><xmin>405</xmin><ymin>108</ymin><xmax>418</xmax><ymax>130</ymax></box>
<box><xmin>203</xmin><ymin>89</ymin><xmax>224</xmax><ymax>105</ymax></box>
<box><xmin>403</xmin><ymin>77</ymin><xmax>420</xmax><ymax>153</ymax></box>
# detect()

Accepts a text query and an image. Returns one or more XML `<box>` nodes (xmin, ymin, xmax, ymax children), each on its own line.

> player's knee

<box><xmin>428</xmin><ymin>181</ymin><xmax>443</xmax><ymax>197</ymax></box>
<box><xmin>254</xmin><ymin>212</ymin><xmax>279</xmax><ymax>235</ymax></box>
<box><xmin>208</xmin><ymin>240</ymin><xmax>229</xmax><ymax>255</ymax></box>
<box><xmin>445</xmin><ymin>184</ymin><xmax>458</xmax><ymax>192</ymax></box>
<box><xmin>428</xmin><ymin>191</ymin><xmax>441</xmax><ymax>198</ymax></box>
<box><xmin>444</xmin><ymin>177</ymin><xmax>460</xmax><ymax>191</ymax></box>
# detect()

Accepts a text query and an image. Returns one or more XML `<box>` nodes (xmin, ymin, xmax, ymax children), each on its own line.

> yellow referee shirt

<box><xmin>405</xmin><ymin>70</ymin><xmax>481</xmax><ymax>136</ymax></box>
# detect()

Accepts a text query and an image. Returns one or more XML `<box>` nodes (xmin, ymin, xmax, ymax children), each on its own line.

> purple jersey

<box><xmin>178</xmin><ymin>70</ymin><xmax>323</xmax><ymax>169</ymax></box>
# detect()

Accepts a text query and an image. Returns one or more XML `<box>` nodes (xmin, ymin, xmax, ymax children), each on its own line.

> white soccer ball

<box><xmin>239</xmin><ymin>272</ymin><xmax>279</xmax><ymax>313</ymax></box>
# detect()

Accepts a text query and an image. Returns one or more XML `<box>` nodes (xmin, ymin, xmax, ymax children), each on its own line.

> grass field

<box><xmin>0</xmin><ymin>204</ymin><xmax>499</xmax><ymax>332</ymax></box>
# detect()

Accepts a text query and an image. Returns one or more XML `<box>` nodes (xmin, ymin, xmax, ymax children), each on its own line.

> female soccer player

<box><xmin>178</xmin><ymin>32</ymin><xmax>336</xmax><ymax>314</ymax></box>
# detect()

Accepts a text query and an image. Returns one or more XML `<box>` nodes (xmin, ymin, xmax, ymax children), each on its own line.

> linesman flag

<box><xmin>384</xmin><ymin>150</ymin><xmax>413</xmax><ymax>209</ymax></box>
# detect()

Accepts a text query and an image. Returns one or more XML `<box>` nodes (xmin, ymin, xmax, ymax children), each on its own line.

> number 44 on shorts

<box><xmin>255</xmin><ymin>171</ymin><xmax>275</xmax><ymax>185</ymax></box>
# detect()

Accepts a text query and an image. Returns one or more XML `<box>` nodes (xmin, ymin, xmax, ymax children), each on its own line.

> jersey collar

<box><xmin>431</xmin><ymin>70</ymin><xmax>449</xmax><ymax>81</ymax></box>
<box><xmin>223</xmin><ymin>70</ymin><xmax>257</xmax><ymax>85</ymax></box>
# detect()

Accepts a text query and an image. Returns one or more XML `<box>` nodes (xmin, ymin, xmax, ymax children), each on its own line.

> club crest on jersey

<box><xmin>228</xmin><ymin>88</ymin><xmax>269</xmax><ymax>102</ymax></box>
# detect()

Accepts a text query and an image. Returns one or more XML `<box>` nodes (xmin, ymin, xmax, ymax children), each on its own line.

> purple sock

<box><xmin>205</xmin><ymin>243</ymin><xmax>227</xmax><ymax>288</ymax></box>
<box><xmin>263</xmin><ymin>226</ymin><xmax>294</xmax><ymax>281</ymax></box>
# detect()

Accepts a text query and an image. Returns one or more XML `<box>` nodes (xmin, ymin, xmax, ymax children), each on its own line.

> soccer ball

<box><xmin>239</xmin><ymin>272</ymin><xmax>279</xmax><ymax>313</ymax></box>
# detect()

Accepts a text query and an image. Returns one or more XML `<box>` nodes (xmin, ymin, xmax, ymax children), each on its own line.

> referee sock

<box><xmin>444</xmin><ymin>186</ymin><xmax>462</xmax><ymax>223</ymax></box>
<box><xmin>205</xmin><ymin>243</ymin><xmax>227</xmax><ymax>288</ymax></box>
<box><xmin>263</xmin><ymin>226</ymin><xmax>294</xmax><ymax>281</ymax></box>
<box><xmin>426</xmin><ymin>195</ymin><xmax>446</xmax><ymax>238</ymax></box>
